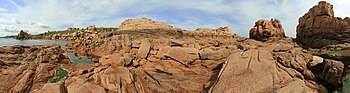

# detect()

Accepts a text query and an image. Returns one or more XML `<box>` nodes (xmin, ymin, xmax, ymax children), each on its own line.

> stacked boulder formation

<box><xmin>296</xmin><ymin>1</ymin><xmax>350</xmax><ymax>92</ymax></box>
<box><xmin>86</xmin><ymin>25</ymin><xmax>97</xmax><ymax>32</ymax></box>
<box><xmin>193</xmin><ymin>27</ymin><xmax>233</xmax><ymax>36</ymax></box>
<box><xmin>249</xmin><ymin>18</ymin><xmax>285</xmax><ymax>41</ymax></box>
<box><xmin>297</xmin><ymin>1</ymin><xmax>350</xmax><ymax>48</ymax></box>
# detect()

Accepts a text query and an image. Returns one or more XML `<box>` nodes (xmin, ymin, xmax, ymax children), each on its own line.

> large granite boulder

<box><xmin>296</xmin><ymin>1</ymin><xmax>350</xmax><ymax>48</ymax></box>
<box><xmin>118</xmin><ymin>17</ymin><xmax>181</xmax><ymax>31</ymax></box>
<box><xmin>209</xmin><ymin>49</ymin><xmax>320</xmax><ymax>93</ymax></box>
<box><xmin>249</xmin><ymin>19</ymin><xmax>285</xmax><ymax>41</ymax></box>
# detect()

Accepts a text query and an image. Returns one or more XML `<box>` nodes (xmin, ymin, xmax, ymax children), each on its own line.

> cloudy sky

<box><xmin>0</xmin><ymin>0</ymin><xmax>349</xmax><ymax>37</ymax></box>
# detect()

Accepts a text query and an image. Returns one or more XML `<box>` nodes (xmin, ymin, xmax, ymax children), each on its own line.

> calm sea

<box><xmin>0</xmin><ymin>37</ymin><xmax>95</xmax><ymax>66</ymax></box>
<box><xmin>0</xmin><ymin>37</ymin><xmax>68</xmax><ymax>47</ymax></box>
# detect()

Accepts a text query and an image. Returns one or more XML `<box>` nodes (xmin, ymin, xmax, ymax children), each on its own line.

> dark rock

<box><xmin>16</xmin><ymin>30</ymin><xmax>31</xmax><ymax>40</ymax></box>
<box><xmin>322</xmin><ymin>59</ymin><xmax>344</xmax><ymax>86</ymax></box>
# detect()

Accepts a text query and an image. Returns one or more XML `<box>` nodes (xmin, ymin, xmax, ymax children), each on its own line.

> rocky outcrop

<box><xmin>0</xmin><ymin>44</ymin><xmax>67</xmax><ymax>64</ymax></box>
<box><xmin>208</xmin><ymin>37</ymin><xmax>350</xmax><ymax>92</ymax></box>
<box><xmin>296</xmin><ymin>1</ymin><xmax>350</xmax><ymax>85</ymax></box>
<box><xmin>0</xmin><ymin>44</ymin><xmax>70</xmax><ymax>93</ymax></box>
<box><xmin>193</xmin><ymin>27</ymin><xmax>232</xmax><ymax>36</ymax></box>
<box><xmin>63</xmin><ymin>18</ymin><xmax>238</xmax><ymax>92</ymax></box>
<box><xmin>4</xmin><ymin>15</ymin><xmax>350</xmax><ymax>92</ymax></box>
<box><xmin>32</xmin><ymin>83</ymin><xmax>66</xmax><ymax>93</ymax></box>
<box><xmin>296</xmin><ymin>1</ymin><xmax>350</xmax><ymax>48</ymax></box>
<box><xmin>118</xmin><ymin>17</ymin><xmax>181</xmax><ymax>31</ymax></box>
<box><xmin>86</xmin><ymin>25</ymin><xmax>96</xmax><ymax>32</ymax></box>
<box><xmin>249</xmin><ymin>19</ymin><xmax>285</xmax><ymax>41</ymax></box>
<box><xmin>16</xmin><ymin>30</ymin><xmax>31</xmax><ymax>40</ymax></box>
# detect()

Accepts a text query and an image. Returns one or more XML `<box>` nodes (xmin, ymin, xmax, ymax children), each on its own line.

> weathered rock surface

<box><xmin>296</xmin><ymin>2</ymin><xmax>350</xmax><ymax>85</ymax></box>
<box><xmin>137</xmin><ymin>38</ymin><xmax>151</xmax><ymax>59</ymax></box>
<box><xmin>165</xmin><ymin>47</ymin><xmax>199</xmax><ymax>65</ymax></box>
<box><xmin>0</xmin><ymin>44</ymin><xmax>70</xmax><ymax>93</ymax></box>
<box><xmin>67</xmin><ymin>77</ymin><xmax>105</xmax><ymax>93</ymax></box>
<box><xmin>16</xmin><ymin>30</ymin><xmax>31</xmax><ymax>40</ymax></box>
<box><xmin>210</xmin><ymin>49</ymin><xmax>277</xmax><ymax>93</ymax></box>
<box><xmin>33</xmin><ymin>83</ymin><xmax>66</xmax><ymax>93</ymax></box>
<box><xmin>194</xmin><ymin>27</ymin><xmax>232</xmax><ymax>36</ymax></box>
<box><xmin>249</xmin><ymin>19</ymin><xmax>285</xmax><ymax>41</ymax></box>
<box><xmin>118</xmin><ymin>17</ymin><xmax>181</xmax><ymax>31</ymax></box>
<box><xmin>210</xmin><ymin>49</ymin><xmax>320</xmax><ymax>93</ymax></box>
<box><xmin>297</xmin><ymin>1</ymin><xmax>350</xmax><ymax>48</ymax></box>
<box><xmin>320</xmin><ymin>59</ymin><xmax>344</xmax><ymax>86</ymax></box>
<box><xmin>4</xmin><ymin>15</ymin><xmax>350</xmax><ymax>92</ymax></box>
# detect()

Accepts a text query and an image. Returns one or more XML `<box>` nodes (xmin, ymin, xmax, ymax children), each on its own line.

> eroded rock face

<box><xmin>118</xmin><ymin>17</ymin><xmax>181</xmax><ymax>31</ymax></box>
<box><xmin>296</xmin><ymin>1</ymin><xmax>350</xmax><ymax>48</ymax></box>
<box><xmin>249</xmin><ymin>19</ymin><xmax>285</xmax><ymax>41</ymax></box>
<box><xmin>5</xmin><ymin>16</ymin><xmax>349</xmax><ymax>92</ymax></box>
<box><xmin>0</xmin><ymin>44</ymin><xmax>69</xmax><ymax>93</ymax></box>
<box><xmin>322</xmin><ymin>59</ymin><xmax>344</xmax><ymax>86</ymax></box>
<box><xmin>194</xmin><ymin>27</ymin><xmax>232</xmax><ymax>36</ymax></box>
<box><xmin>16</xmin><ymin>30</ymin><xmax>31</xmax><ymax>40</ymax></box>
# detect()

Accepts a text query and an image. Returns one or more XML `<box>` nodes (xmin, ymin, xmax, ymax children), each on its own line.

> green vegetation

<box><xmin>341</xmin><ymin>76</ymin><xmax>350</xmax><ymax>93</ymax></box>
<box><xmin>49</xmin><ymin>67</ymin><xmax>68</xmax><ymax>83</ymax></box>
<box><xmin>332</xmin><ymin>76</ymin><xmax>350</xmax><ymax>93</ymax></box>
<box><xmin>143</xmin><ymin>70</ymin><xmax>161</xmax><ymax>85</ymax></box>
<box><xmin>96</xmin><ymin>27</ymin><xmax>118</xmax><ymax>32</ymax></box>
<box><xmin>154</xmin><ymin>69</ymin><xmax>173</xmax><ymax>76</ymax></box>
<box><xmin>34</xmin><ymin>29</ymin><xmax>79</xmax><ymax>36</ymax></box>
<box><xmin>132</xmin><ymin>71</ymin><xmax>139</xmax><ymax>93</ymax></box>
<box><xmin>33</xmin><ymin>27</ymin><xmax>118</xmax><ymax>36</ymax></box>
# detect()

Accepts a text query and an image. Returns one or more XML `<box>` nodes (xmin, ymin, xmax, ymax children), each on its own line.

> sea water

<box><xmin>0</xmin><ymin>37</ymin><xmax>95</xmax><ymax>66</ymax></box>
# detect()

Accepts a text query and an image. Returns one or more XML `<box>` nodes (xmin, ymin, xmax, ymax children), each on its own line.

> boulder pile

<box><xmin>249</xmin><ymin>19</ymin><xmax>285</xmax><ymax>41</ymax></box>
<box><xmin>0</xmin><ymin>44</ymin><xmax>70</xmax><ymax>92</ymax></box>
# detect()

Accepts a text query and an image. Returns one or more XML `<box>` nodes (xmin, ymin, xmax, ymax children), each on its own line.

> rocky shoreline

<box><xmin>1</xmin><ymin>1</ymin><xmax>350</xmax><ymax>93</ymax></box>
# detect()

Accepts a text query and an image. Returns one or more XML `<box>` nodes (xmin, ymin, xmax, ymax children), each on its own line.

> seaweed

<box><xmin>49</xmin><ymin>67</ymin><xmax>68</xmax><ymax>83</ymax></box>
<box><xmin>143</xmin><ymin>70</ymin><xmax>161</xmax><ymax>86</ymax></box>
<box><xmin>154</xmin><ymin>69</ymin><xmax>173</xmax><ymax>76</ymax></box>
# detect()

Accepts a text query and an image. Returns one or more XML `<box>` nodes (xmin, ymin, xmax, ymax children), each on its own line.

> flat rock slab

<box><xmin>165</xmin><ymin>47</ymin><xmax>199</xmax><ymax>65</ymax></box>
<box><xmin>210</xmin><ymin>49</ymin><xmax>277</xmax><ymax>93</ymax></box>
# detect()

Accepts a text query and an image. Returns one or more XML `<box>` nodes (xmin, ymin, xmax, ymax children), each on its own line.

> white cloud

<box><xmin>0</xmin><ymin>8</ymin><xmax>7</xmax><ymax>12</ymax></box>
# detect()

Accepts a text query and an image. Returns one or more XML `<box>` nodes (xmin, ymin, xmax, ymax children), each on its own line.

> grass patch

<box><xmin>33</xmin><ymin>27</ymin><xmax>118</xmax><ymax>36</ymax></box>
<box><xmin>143</xmin><ymin>70</ymin><xmax>161</xmax><ymax>86</ymax></box>
<box><xmin>132</xmin><ymin>71</ymin><xmax>139</xmax><ymax>93</ymax></box>
<box><xmin>95</xmin><ymin>27</ymin><xmax>118</xmax><ymax>33</ymax></box>
<box><xmin>132</xmin><ymin>71</ymin><xmax>138</xmax><ymax>83</ymax></box>
<box><xmin>154</xmin><ymin>69</ymin><xmax>173</xmax><ymax>76</ymax></box>
<box><xmin>49</xmin><ymin>67</ymin><xmax>68</xmax><ymax>83</ymax></box>
<box><xmin>34</xmin><ymin>30</ymin><xmax>79</xmax><ymax>36</ymax></box>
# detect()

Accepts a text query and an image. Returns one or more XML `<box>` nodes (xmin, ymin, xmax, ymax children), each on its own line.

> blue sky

<box><xmin>0</xmin><ymin>0</ymin><xmax>349</xmax><ymax>37</ymax></box>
